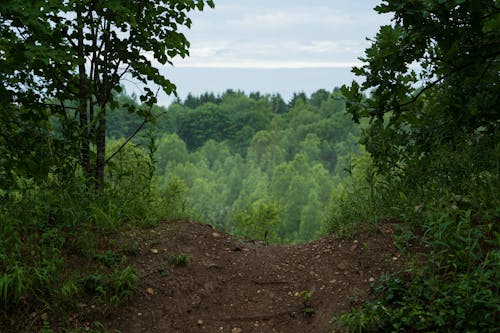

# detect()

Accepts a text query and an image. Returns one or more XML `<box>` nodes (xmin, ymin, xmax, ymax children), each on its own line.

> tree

<box><xmin>0</xmin><ymin>0</ymin><xmax>214</xmax><ymax>190</ymax></box>
<box><xmin>342</xmin><ymin>0</ymin><xmax>499</xmax><ymax>173</ymax></box>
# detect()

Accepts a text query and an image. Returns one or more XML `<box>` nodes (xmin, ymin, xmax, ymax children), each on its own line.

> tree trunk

<box><xmin>95</xmin><ymin>19</ymin><xmax>111</xmax><ymax>192</ymax></box>
<box><xmin>76</xmin><ymin>3</ymin><xmax>91</xmax><ymax>187</ymax></box>
<box><xmin>95</xmin><ymin>106</ymin><xmax>106</xmax><ymax>191</ymax></box>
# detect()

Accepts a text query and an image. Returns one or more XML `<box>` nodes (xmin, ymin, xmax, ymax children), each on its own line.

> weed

<box><xmin>167</xmin><ymin>253</ymin><xmax>190</xmax><ymax>266</ymax></box>
<box><xmin>60</xmin><ymin>277</ymin><xmax>81</xmax><ymax>304</ymax></box>
<box><xmin>78</xmin><ymin>266</ymin><xmax>138</xmax><ymax>306</ymax></box>
<box><xmin>298</xmin><ymin>290</ymin><xmax>315</xmax><ymax>316</ymax></box>
<box><xmin>95</xmin><ymin>250</ymin><xmax>120</xmax><ymax>268</ymax></box>
<box><xmin>340</xmin><ymin>211</ymin><xmax>499</xmax><ymax>332</ymax></box>
<box><xmin>0</xmin><ymin>264</ymin><xmax>25</xmax><ymax>311</ymax></box>
<box><xmin>108</xmin><ymin>266</ymin><xmax>138</xmax><ymax>304</ymax></box>
<box><xmin>159</xmin><ymin>269</ymin><xmax>169</xmax><ymax>278</ymax></box>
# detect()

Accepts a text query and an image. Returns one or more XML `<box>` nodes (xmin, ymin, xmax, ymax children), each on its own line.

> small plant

<box><xmin>60</xmin><ymin>277</ymin><xmax>81</xmax><ymax>304</ymax></box>
<box><xmin>159</xmin><ymin>269</ymin><xmax>169</xmax><ymax>278</ymax></box>
<box><xmin>298</xmin><ymin>289</ymin><xmax>315</xmax><ymax>316</ymax></box>
<box><xmin>108</xmin><ymin>266</ymin><xmax>138</xmax><ymax>304</ymax></box>
<box><xmin>95</xmin><ymin>250</ymin><xmax>120</xmax><ymax>267</ymax></box>
<box><xmin>79</xmin><ymin>273</ymin><xmax>106</xmax><ymax>294</ymax></box>
<box><xmin>167</xmin><ymin>253</ymin><xmax>190</xmax><ymax>266</ymax></box>
<box><xmin>0</xmin><ymin>264</ymin><xmax>25</xmax><ymax>311</ymax></box>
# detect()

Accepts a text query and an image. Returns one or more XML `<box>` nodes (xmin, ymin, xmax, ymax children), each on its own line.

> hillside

<box><xmin>84</xmin><ymin>220</ymin><xmax>402</xmax><ymax>333</ymax></box>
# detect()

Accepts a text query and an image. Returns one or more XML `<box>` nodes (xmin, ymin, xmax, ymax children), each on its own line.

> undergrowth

<box><xmin>328</xmin><ymin>145</ymin><xmax>500</xmax><ymax>332</ymax></box>
<box><xmin>0</xmin><ymin>142</ymin><xmax>187</xmax><ymax>332</ymax></box>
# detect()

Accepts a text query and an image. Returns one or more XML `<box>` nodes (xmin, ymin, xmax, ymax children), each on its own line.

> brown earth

<box><xmin>86</xmin><ymin>219</ymin><xmax>403</xmax><ymax>333</ymax></box>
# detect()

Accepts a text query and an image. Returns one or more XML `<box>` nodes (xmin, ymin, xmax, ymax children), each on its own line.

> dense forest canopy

<box><xmin>106</xmin><ymin>88</ymin><xmax>362</xmax><ymax>243</ymax></box>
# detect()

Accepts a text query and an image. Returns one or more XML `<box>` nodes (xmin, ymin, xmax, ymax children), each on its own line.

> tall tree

<box><xmin>0</xmin><ymin>0</ymin><xmax>214</xmax><ymax>190</ymax></box>
<box><xmin>342</xmin><ymin>0</ymin><xmax>499</xmax><ymax>173</ymax></box>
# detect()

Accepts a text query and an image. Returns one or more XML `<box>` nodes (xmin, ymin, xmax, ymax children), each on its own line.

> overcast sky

<box><xmin>127</xmin><ymin>1</ymin><xmax>392</xmax><ymax>106</ymax></box>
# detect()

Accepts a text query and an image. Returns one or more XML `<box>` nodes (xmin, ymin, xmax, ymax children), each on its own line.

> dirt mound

<box><xmin>93</xmin><ymin>220</ymin><xmax>402</xmax><ymax>333</ymax></box>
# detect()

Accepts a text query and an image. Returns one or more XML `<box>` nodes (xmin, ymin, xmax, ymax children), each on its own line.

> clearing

<box><xmin>86</xmin><ymin>219</ymin><xmax>403</xmax><ymax>333</ymax></box>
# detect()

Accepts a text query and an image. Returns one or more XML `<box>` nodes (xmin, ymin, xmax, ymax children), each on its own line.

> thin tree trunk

<box><xmin>76</xmin><ymin>3</ymin><xmax>91</xmax><ymax>187</ymax></box>
<box><xmin>95</xmin><ymin>19</ymin><xmax>111</xmax><ymax>191</ymax></box>
<box><xmin>95</xmin><ymin>106</ymin><xmax>106</xmax><ymax>191</ymax></box>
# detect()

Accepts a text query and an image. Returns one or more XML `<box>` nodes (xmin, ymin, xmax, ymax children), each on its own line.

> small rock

<box><xmin>197</xmin><ymin>319</ymin><xmax>204</xmax><ymax>325</ymax></box>
<box><xmin>369</xmin><ymin>277</ymin><xmax>375</xmax><ymax>282</ymax></box>
<box><xmin>232</xmin><ymin>328</ymin><xmax>242</xmax><ymax>333</ymax></box>
<box><xmin>337</xmin><ymin>262</ymin><xmax>347</xmax><ymax>270</ymax></box>
<box><xmin>151</xmin><ymin>249</ymin><xmax>159</xmax><ymax>254</ymax></box>
<box><xmin>146</xmin><ymin>287</ymin><xmax>154</xmax><ymax>295</ymax></box>
<box><xmin>212</xmin><ymin>232</ymin><xmax>221</xmax><ymax>238</ymax></box>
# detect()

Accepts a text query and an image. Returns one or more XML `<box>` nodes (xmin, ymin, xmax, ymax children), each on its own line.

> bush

<box><xmin>341</xmin><ymin>211</ymin><xmax>499</xmax><ymax>332</ymax></box>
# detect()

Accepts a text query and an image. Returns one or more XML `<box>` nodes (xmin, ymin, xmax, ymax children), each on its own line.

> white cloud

<box><xmin>172</xmin><ymin>59</ymin><xmax>362</xmax><ymax>69</ymax></box>
<box><xmin>227</xmin><ymin>12</ymin><xmax>304</xmax><ymax>28</ymax></box>
<box><xmin>175</xmin><ymin>1</ymin><xmax>390</xmax><ymax>70</ymax></box>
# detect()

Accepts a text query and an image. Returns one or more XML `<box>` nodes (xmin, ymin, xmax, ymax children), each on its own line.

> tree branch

<box><xmin>399</xmin><ymin>50</ymin><xmax>500</xmax><ymax>109</ymax></box>
<box><xmin>96</xmin><ymin>88</ymin><xmax>161</xmax><ymax>170</ymax></box>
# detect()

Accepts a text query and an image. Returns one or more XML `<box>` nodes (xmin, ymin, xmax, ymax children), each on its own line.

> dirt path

<box><xmin>95</xmin><ymin>220</ymin><xmax>401</xmax><ymax>333</ymax></box>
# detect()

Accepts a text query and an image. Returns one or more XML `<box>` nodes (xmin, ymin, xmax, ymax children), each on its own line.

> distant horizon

<box><xmin>121</xmin><ymin>0</ymin><xmax>388</xmax><ymax>108</ymax></box>
<box><xmin>125</xmin><ymin>66</ymin><xmax>361</xmax><ymax>107</ymax></box>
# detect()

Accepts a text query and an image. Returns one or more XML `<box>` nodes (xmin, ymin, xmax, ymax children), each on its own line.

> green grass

<box><xmin>329</xmin><ymin>149</ymin><xmax>500</xmax><ymax>332</ymax></box>
<box><xmin>0</xmin><ymin>151</ymin><xmax>188</xmax><ymax>331</ymax></box>
<box><xmin>167</xmin><ymin>253</ymin><xmax>190</xmax><ymax>266</ymax></box>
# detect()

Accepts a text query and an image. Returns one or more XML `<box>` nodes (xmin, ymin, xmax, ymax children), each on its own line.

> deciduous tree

<box><xmin>0</xmin><ymin>0</ymin><xmax>214</xmax><ymax>190</ymax></box>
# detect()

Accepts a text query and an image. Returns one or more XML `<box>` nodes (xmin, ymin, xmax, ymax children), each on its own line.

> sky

<box><xmin>126</xmin><ymin>0</ymin><xmax>392</xmax><ymax>106</ymax></box>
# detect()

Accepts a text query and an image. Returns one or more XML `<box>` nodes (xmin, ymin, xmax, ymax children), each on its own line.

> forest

<box><xmin>105</xmin><ymin>88</ymin><xmax>362</xmax><ymax>244</ymax></box>
<box><xmin>1</xmin><ymin>0</ymin><xmax>499</xmax><ymax>332</ymax></box>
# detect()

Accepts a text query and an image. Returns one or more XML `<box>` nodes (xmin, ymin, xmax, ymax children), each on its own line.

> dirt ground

<box><xmin>87</xmin><ymin>219</ymin><xmax>402</xmax><ymax>333</ymax></box>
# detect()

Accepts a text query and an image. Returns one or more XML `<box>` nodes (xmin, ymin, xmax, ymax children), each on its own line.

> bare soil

<box><xmin>89</xmin><ymin>219</ymin><xmax>403</xmax><ymax>333</ymax></box>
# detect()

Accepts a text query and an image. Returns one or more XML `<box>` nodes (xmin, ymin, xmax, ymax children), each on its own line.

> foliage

<box><xmin>0</xmin><ymin>140</ymin><xmax>187</xmax><ymax>331</ymax></box>
<box><xmin>321</xmin><ymin>151</ymin><xmax>392</xmax><ymax>237</ymax></box>
<box><xmin>335</xmin><ymin>1</ymin><xmax>500</xmax><ymax>330</ymax></box>
<box><xmin>0</xmin><ymin>0</ymin><xmax>214</xmax><ymax>189</ymax></box>
<box><xmin>298</xmin><ymin>289</ymin><xmax>315</xmax><ymax>317</ymax></box>
<box><xmin>232</xmin><ymin>201</ymin><xmax>281</xmax><ymax>244</ymax></box>
<box><xmin>167</xmin><ymin>253</ymin><xmax>191</xmax><ymax>267</ymax></box>
<box><xmin>342</xmin><ymin>0</ymin><xmax>499</xmax><ymax>175</ymax></box>
<box><xmin>146</xmin><ymin>89</ymin><xmax>360</xmax><ymax>243</ymax></box>
<box><xmin>341</xmin><ymin>210</ymin><xmax>499</xmax><ymax>332</ymax></box>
